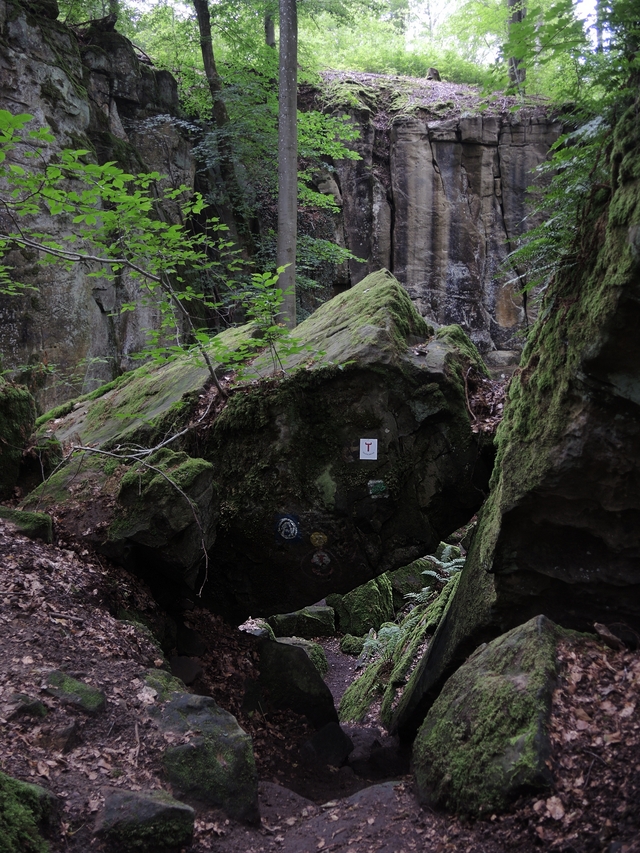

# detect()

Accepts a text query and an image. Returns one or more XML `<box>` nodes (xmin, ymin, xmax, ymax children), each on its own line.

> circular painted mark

<box><xmin>310</xmin><ymin>531</ymin><xmax>327</xmax><ymax>548</ymax></box>
<box><xmin>311</xmin><ymin>549</ymin><xmax>332</xmax><ymax>577</ymax></box>
<box><xmin>277</xmin><ymin>515</ymin><xmax>299</xmax><ymax>541</ymax></box>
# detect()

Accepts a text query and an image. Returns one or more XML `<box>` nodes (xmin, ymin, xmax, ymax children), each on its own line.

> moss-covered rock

<box><xmin>108</xmin><ymin>448</ymin><xmax>218</xmax><ymax>591</ymax></box>
<box><xmin>275</xmin><ymin>637</ymin><xmax>328</xmax><ymax>676</ymax></box>
<box><xmin>0</xmin><ymin>509</ymin><xmax>52</xmax><ymax>543</ymax></box>
<box><xmin>0</xmin><ymin>379</ymin><xmax>36</xmax><ymax>500</ymax></box>
<box><xmin>44</xmin><ymin>671</ymin><xmax>105</xmax><ymax>714</ymax></box>
<box><xmin>153</xmin><ymin>694</ymin><xmax>259</xmax><ymax>824</ymax></box>
<box><xmin>339</xmin><ymin>634</ymin><xmax>366</xmax><ymax>656</ymax></box>
<box><xmin>0</xmin><ymin>770</ymin><xmax>57</xmax><ymax>853</ymax></box>
<box><xmin>259</xmin><ymin>640</ymin><xmax>338</xmax><ymax>729</ymax></box>
<box><xmin>34</xmin><ymin>271</ymin><xmax>491</xmax><ymax>621</ymax></box>
<box><xmin>142</xmin><ymin>670</ymin><xmax>186</xmax><ymax>703</ymax></box>
<box><xmin>268</xmin><ymin>606</ymin><xmax>335</xmax><ymax>638</ymax></box>
<box><xmin>412</xmin><ymin>616</ymin><xmax>566</xmax><ymax>815</ymax></box>
<box><xmin>327</xmin><ymin>574</ymin><xmax>394</xmax><ymax>636</ymax></box>
<box><xmin>95</xmin><ymin>789</ymin><xmax>194</xmax><ymax>852</ymax></box>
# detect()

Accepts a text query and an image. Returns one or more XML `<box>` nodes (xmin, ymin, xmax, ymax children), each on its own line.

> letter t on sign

<box><xmin>359</xmin><ymin>439</ymin><xmax>378</xmax><ymax>460</ymax></box>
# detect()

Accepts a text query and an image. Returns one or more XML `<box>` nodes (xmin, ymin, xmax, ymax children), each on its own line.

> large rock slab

<box><xmin>95</xmin><ymin>789</ymin><xmax>194</xmax><ymax>852</ymax></box>
<box><xmin>29</xmin><ymin>271</ymin><xmax>491</xmax><ymax>620</ymax></box>
<box><xmin>393</xmin><ymin>87</ymin><xmax>640</xmax><ymax>740</ymax></box>
<box><xmin>152</xmin><ymin>693</ymin><xmax>259</xmax><ymax>824</ymax></box>
<box><xmin>327</xmin><ymin>574</ymin><xmax>394</xmax><ymax>636</ymax></box>
<box><xmin>412</xmin><ymin>616</ymin><xmax>563</xmax><ymax>815</ymax></box>
<box><xmin>258</xmin><ymin>640</ymin><xmax>338</xmax><ymax>729</ymax></box>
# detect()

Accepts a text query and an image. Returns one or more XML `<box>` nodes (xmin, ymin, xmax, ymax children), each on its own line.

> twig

<box><xmin>463</xmin><ymin>365</ymin><xmax>477</xmax><ymax>422</ymax></box>
<box><xmin>132</xmin><ymin>722</ymin><xmax>140</xmax><ymax>767</ymax></box>
<box><xmin>48</xmin><ymin>611</ymin><xmax>84</xmax><ymax>623</ymax></box>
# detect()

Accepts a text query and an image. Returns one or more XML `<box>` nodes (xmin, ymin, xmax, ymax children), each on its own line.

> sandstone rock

<box><xmin>0</xmin><ymin>0</ymin><xmax>195</xmax><ymax>410</ymax></box>
<box><xmin>327</xmin><ymin>574</ymin><xmax>394</xmax><ymax>636</ymax></box>
<box><xmin>259</xmin><ymin>640</ymin><xmax>338</xmax><ymax>729</ymax></box>
<box><xmin>44</xmin><ymin>671</ymin><xmax>106</xmax><ymax>714</ymax></box>
<box><xmin>7</xmin><ymin>694</ymin><xmax>48</xmax><ymax>720</ymax></box>
<box><xmin>95</xmin><ymin>789</ymin><xmax>194</xmax><ymax>852</ymax></box>
<box><xmin>334</xmin><ymin>98</ymin><xmax>563</xmax><ymax>354</ymax></box>
<box><xmin>275</xmin><ymin>637</ymin><xmax>329</xmax><ymax>677</ymax></box>
<box><xmin>0</xmin><ymin>509</ymin><xmax>52</xmax><ymax>543</ymax></box>
<box><xmin>392</xmin><ymin>91</ymin><xmax>640</xmax><ymax>740</ymax></box>
<box><xmin>268</xmin><ymin>606</ymin><xmax>336</xmax><ymax>638</ymax></box>
<box><xmin>0</xmin><ymin>379</ymin><xmax>36</xmax><ymax>499</ymax></box>
<box><xmin>108</xmin><ymin>449</ymin><xmax>218</xmax><ymax>594</ymax></box>
<box><xmin>412</xmin><ymin>616</ymin><xmax>564</xmax><ymax>815</ymax></box>
<box><xmin>153</xmin><ymin>693</ymin><xmax>259</xmax><ymax>824</ymax></box>
<box><xmin>30</xmin><ymin>271</ymin><xmax>491</xmax><ymax>620</ymax></box>
<box><xmin>300</xmin><ymin>722</ymin><xmax>354</xmax><ymax>767</ymax></box>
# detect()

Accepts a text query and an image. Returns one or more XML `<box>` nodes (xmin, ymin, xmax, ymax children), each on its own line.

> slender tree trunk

<box><xmin>507</xmin><ymin>0</ymin><xmax>526</xmax><ymax>90</ymax></box>
<box><xmin>265</xmin><ymin>12</ymin><xmax>276</xmax><ymax>48</ymax></box>
<box><xmin>276</xmin><ymin>0</ymin><xmax>297</xmax><ymax>329</ymax></box>
<box><xmin>191</xmin><ymin>0</ymin><xmax>252</xmax><ymax>252</ymax></box>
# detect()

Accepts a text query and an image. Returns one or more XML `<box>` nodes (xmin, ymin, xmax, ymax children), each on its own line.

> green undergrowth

<box><xmin>338</xmin><ymin>567</ymin><xmax>462</xmax><ymax>726</ymax></box>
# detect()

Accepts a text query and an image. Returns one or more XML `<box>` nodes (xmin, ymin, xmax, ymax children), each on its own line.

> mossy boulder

<box><xmin>95</xmin><ymin>789</ymin><xmax>194</xmax><ymax>852</ymax></box>
<box><xmin>268</xmin><ymin>605</ymin><xmax>335</xmax><ymax>638</ymax></box>
<box><xmin>153</xmin><ymin>694</ymin><xmax>259</xmax><ymax>824</ymax></box>
<box><xmin>393</xmin><ymin>83</ymin><xmax>640</xmax><ymax>741</ymax></box>
<box><xmin>0</xmin><ymin>379</ymin><xmax>36</xmax><ymax>500</ymax></box>
<box><xmin>0</xmin><ymin>509</ymin><xmax>52</xmax><ymax>543</ymax></box>
<box><xmin>33</xmin><ymin>271</ymin><xmax>491</xmax><ymax>621</ymax></box>
<box><xmin>44</xmin><ymin>671</ymin><xmax>105</xmax><ymax>714</ymax></box>
<box><xmin>108</xmin><ymin>448</ymin><xmax>218</xmax><ymax>592</ymax></box>
<box><xmin>327</xmin><ymin>575</ymin><xmax>394</xmax><ymax>635</ymax></box>
<box><xmin>339</xmin><ymin>634</ymin><xmax>366</xmax><ymax>656</ymax></box>
<box><xmin>0</xmin><ymin>770</ymin><xmax>57</xmax><ymax>853</ymax></box>
<box><xmin>385</xmin><ymin>560</ymin><xmax>431</xmax><ymax>610</ymax></box>
<box><xmin>275</xmin><ymin>637</ymin><xmax>329</xmax><ymax>676</ymax></box>
<box><xmin>259</xmin><ymin>640</ymin><xmax>338</xmax><ymax>729</ymax></box>
<box><xmin>412</xmin><ymin>616</ymin><xmax>566</xmax><ymax>815</ymax></box>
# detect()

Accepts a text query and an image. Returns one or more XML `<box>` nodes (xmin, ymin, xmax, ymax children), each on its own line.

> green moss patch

<box><xmin>0</xmin><ymin>510</ymin><xmax>52</xmax><ymax>543</ymax></box>
<box><xmin>0</xmin><ymin>770</ymin><xmax>55</xmax><ymax>853</ymax></box>
<box><xmin>44</xmin><ymin>671</ymin><xmax>105</xmax><ymax>714</ymax></box>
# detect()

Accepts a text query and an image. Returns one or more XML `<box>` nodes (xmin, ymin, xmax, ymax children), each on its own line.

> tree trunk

<box><xmin>507</xmin><ymin>0</ymin><xmax>526</xmax><ymax>90</ymax></box>
<box><xmin>276</xmin><ymin>0</ymin><xmax>298</xmax><ymax>329</ymax></box>
<box><xmin>265</xmin><ymin>12</ymin><xmax>276</xmax><ymax>47</ymax></box>
<box><xmin>191</xmin><ymin>0</ymin><xmax>252</xmax><ymax>253</ymax></box>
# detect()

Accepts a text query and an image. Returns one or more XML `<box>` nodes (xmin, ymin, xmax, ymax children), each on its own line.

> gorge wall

<box><xmin>327</xmin><ymin>79</ymin><xmax>563</xmax><ymax>367</ymax></box>
<box><xmin>0</xmin><ymin>1</ymin><xmax>563</xmax><ymax>409</ymax></box>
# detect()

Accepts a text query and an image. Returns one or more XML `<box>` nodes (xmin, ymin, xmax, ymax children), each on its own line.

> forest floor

<box><xmin>0</xmin><ymin>516</ymin><xmax>639</xmax><ymax>853</ymax></box>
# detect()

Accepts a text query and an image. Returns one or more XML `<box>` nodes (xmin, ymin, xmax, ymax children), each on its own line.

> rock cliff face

<box><xmin>0</xmin><ymin>0</ymin><xmax>194</xmax><ymax>408</ymax></box>
<box><xmin>328</xmin><ymin>80</ymin><xmax>562</xmax><ymax>362</ymax></box>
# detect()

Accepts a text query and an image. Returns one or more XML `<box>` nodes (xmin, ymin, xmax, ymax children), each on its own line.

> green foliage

<box><xmin>0</xmin><ymin>111</ymin><xmax>322</xmax><ymax>387</ymax></box>
<box><xmin>0</xmin><ymin>772</ymin><xmax>49</xmax><ymax>853</ymax></box>
<box><xmin>505</xmin><ymin>2</ymin><xmax>640</xmax><ymax>300</ymax></box>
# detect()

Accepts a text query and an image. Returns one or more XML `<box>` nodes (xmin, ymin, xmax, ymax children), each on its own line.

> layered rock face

<box><xmin>392</xmin><ymin>88</ymin><xmax>640</xmax><ymax>739</ymax></box>
<box><xmin>0</xmin><ymin>0</ymin><xmax>194</xmax><ymax>408</ymax></box>
<box><xmin>333</xmin><ymin>101</ymin><xmax>562</xmax><ymax>359</ymax></box>
<box><xmin>26</xmin><ymin>271</ymin><xmax>492</xmax><ymax>620</ymax></box>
